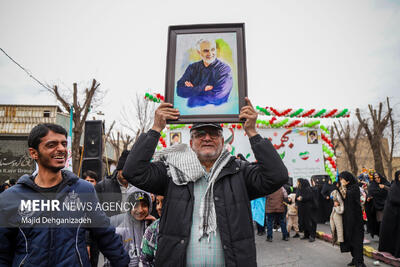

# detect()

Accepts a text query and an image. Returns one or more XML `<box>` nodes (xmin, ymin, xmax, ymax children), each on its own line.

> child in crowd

<box><xmin>105</xmin><ymin>187</ymin><xmax>154</xmax><ymax>267</ymax></box>
<box><xmin>286</xmin><ymin>193</ymin><xmax>300</xmax><ymax>238</ymax></box>
<box><xmin>140</xmin><ymin>195</ymin><xmax>164</xmax><ymax>267</ymax></box>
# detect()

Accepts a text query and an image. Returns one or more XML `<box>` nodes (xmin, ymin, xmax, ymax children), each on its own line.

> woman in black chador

<box><xmin>378</xmin><ymin>170</ymin><xmax>400</xmax><ymax>258</ymax></box>
<box><xmin>339</xmin><ymin>171</ymin><xmax>365</xmax><ymax>267</ymax></box>
<box><xmin>366</xmin><ymin>172</ymin><xmax>390</xmax><ymax>237</ymax></box>
<box><xmin>296</xmin><ymin>178</ymin><xmax>316</xmax><ymax>242</ymax></box>
<box><xmin>321</xmin><ymin>179</ymin><xmax>336</xmax><ymax>222</ymax></box>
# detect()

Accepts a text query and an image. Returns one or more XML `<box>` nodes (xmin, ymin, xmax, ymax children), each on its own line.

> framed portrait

<box><xmin>307</xmin><ymin>130</ymin><xmax>319</xmax><ymax>144</ymax></box>
<box><xmin>165</xmin><ymin>23</ymin><xmax>248</xmax><ymax>124</ymax></box>
<box><xmin>169</xmin><ymin>132</ymin><xmax>182</xmax><ymax>146</ymax></box>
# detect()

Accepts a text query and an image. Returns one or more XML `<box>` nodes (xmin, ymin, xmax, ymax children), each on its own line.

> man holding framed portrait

<box><xmin>123</xmin><ymin>97</ymin><xmax>289</xmax><ymax>266</ymax></box>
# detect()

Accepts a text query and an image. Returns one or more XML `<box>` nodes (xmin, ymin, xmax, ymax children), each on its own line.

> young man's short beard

<box><xmin>37</xmin><ymin>151</ymin><xmax>64</xmax><ymax>173</ymax></box>
<box><xmin>48</xmin><ymin>165</ymin><xmax>64</xmax><ymax>172</ymax></box>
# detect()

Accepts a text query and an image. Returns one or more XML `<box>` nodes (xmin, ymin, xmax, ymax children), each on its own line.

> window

<box><xmin>43</xmin><ymin>110</ymin><xmax>51</xmax><ymax>118</ymax></box>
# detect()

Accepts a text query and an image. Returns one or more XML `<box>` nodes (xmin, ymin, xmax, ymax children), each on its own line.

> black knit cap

<box><xmin>190</xmin><ymin>122</ymin><xmax>222</xmax><ymax>132</ymax></box>
<box><xmin>116</xmin><ymin>150</ymin><xmax>130</xmax><ymax>170</ymax></box>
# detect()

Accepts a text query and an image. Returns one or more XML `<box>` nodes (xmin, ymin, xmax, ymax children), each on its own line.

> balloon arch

<box><xmin>144</xmin><ymin>92</ymin><xmax>349</xmax><ymax>181</ymax></box>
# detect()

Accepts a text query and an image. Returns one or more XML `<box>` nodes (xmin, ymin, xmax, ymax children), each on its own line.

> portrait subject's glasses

<box><xmin>192</xmin><ymin>129</ymin><xmax>222</xmax><ymax>140</ymax></box>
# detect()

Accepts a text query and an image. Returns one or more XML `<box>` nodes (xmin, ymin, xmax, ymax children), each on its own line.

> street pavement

<box><xmin>255</xmin><ymin>224</ymin><xmax>389</xmax><ymax>267</ymax></box>
<box><xmin>317</xmin><ymin>223</ymin><xmax>381</xmax><ymax>251</ymax></box>
<box><xmin>98</xmin><ymin>223</ymin><xmax>388</xmax><ymax>266</ymax></box>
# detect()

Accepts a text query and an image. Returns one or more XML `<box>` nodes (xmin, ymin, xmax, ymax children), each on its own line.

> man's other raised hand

<box><xmin>239</xmin><ymin>97</ymin><xmax>258</xmax><ymax>138</ymax></box>
<box><xmin>151</xmin><ymin>102</ymin><xmax>180</xmax><ymax>133</ymax></box>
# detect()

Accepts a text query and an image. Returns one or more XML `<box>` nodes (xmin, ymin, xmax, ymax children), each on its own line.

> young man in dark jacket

<box><xmin>0</xmin><ymin>123</ymin><xmax>129</xmax><ymax>267</ymax></box>
<box><xmin>123</xmin><ymin>98</ymin><xmax>289</xmax><ymax>267</ymax></box>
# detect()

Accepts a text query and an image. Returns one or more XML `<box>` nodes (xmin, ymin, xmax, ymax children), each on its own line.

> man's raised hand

<box><xmin>239</xmin><ymin>97</ymin><xmax>258</xmax><ymax>138</ymax></box>
<box><xmin>151</xmin><ymin>102</ymin><xmax>180</xmax><ymax>133</ymax></box>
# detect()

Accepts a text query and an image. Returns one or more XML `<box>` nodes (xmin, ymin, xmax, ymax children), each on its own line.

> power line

<box><xmin>0</xmin><ymin>47</ymin><xmax>53</xmax><ymax>91</ymax></box>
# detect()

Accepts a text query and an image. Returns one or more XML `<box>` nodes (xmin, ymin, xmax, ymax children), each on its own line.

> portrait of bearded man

<box><xmin>176</xmin><ymin>38</ymin><xmax>233</xmax><ymax>108</ymax></box>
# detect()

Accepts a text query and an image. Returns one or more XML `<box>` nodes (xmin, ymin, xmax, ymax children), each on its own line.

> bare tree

<box><xmin>47</xmin><ymin>79</ymin><xmax>102</xmax><ymax>174</ymax></box>
<box><xmin>108</xmin><ymin>130</ymin><xmax>134</xmax><ymax>160</ymax></box>
<box><xmin>109</xmin><ymin>131</ymin><xmax>122</xmax><ymax>160</ymax></box>
<box><xmin>121</xmin><ymin>93</ymin><xmax>157</xmax><ymax>142</ymax></box>
<box><xmin>121</xmin><ymin>132</ymin><xmax>134</xmax><ymax>150</ymax></box>
<box><xmin>355</xmin><ymin>99</ymin><xmax>392</xmax><ymax>176</ymax></box>
<box><xmin>329</xmin><ymin>126</ymin><xmax>340</xmax><ymax>155</ymax></box>
<box><xmin>333</xmin><ymin>121</ymin><xmax>364</xmax><ymax>175</ymax></box>
<box><xmin>105</xmin><ymin>121</ymin><xmax>116</xmax><ymax>141</ymax></box>
<box><xmin>105</xmin><ymin>121</ymin><xmax>119</xmax><ymax>157</ymax></box>
<box><xmin>381</xmin><ymin>97</ymin><xmax>398</xmax><ymax>179</ymax></box>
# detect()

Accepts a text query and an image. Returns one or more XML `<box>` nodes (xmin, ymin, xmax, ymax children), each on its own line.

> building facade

<box><xmin>0</xmin><ymin>104</ymin><xmax>117</xmax><ymax>184</ymax></box>
<box><xmin>335</xmin><ymin>137</ymin><xmax>400</xmax><ymax>180</ymax></box>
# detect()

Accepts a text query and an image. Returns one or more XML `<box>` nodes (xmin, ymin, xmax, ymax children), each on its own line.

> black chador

<box><xmin>378</xmin><ymin>171</ymin><xmax>400</xmax><ymax>258</ymax></box>
<box><xmin>366</xmin><ymin>173</ymin><xmax>390</xmax><ymax>237</ymax></box>
<box><xmin>296</xmin><ymin>178</ymin><xmax>317</xmax><ymax>240</ymax></box>
<box><xmin>339</xmin><ymin>171</ymin><xmax>365</xmax><ymax>267</ymax></box>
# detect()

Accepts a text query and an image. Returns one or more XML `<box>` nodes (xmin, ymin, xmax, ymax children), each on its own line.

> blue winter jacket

<box><xmin>0</xmin><ymin>170</ymin><xmax>130</xmax><ymax>267</ymax></box>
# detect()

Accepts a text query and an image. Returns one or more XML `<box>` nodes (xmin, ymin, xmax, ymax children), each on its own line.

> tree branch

<box><xmin>52</xmin><ymin>85</ymin><xmax>70</xmax><ymax>112</ymax></box>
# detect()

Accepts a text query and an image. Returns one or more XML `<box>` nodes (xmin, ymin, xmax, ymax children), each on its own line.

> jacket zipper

<box><xmin>75</xmin><ymin>221</ymin><xmax>83</xmax><ymax>267</ymax></box>
<box><xmin>18</xmin><ymin>228</ymin><xmax>28</xmax><ymax>267</ymax></box>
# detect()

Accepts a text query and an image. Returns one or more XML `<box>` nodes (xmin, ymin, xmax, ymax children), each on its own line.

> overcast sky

<box><xmin>1</xmin><ymin>0</ymin><xmax>399</xmax><ymax>131</ymax></box>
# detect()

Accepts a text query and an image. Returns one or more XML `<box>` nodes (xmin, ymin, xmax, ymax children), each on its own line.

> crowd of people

<box><xmin>252</xmin><ymin>167</ymin><xmax>400</xmax><ymax>267</ymax></box>
<box><xmin>0</xmin><ymin>98</ymin><xmax>290</xmax><ymax>267</ymax></box>
<box><xmin>89</xmin><ymin>150</ymin><xmax>398</xmax><ymax>267</ymax></box>
<box><xmin>0</xmin><ymin>97</ymin><xmax>399</xmax><ymax>266</ymax></box>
